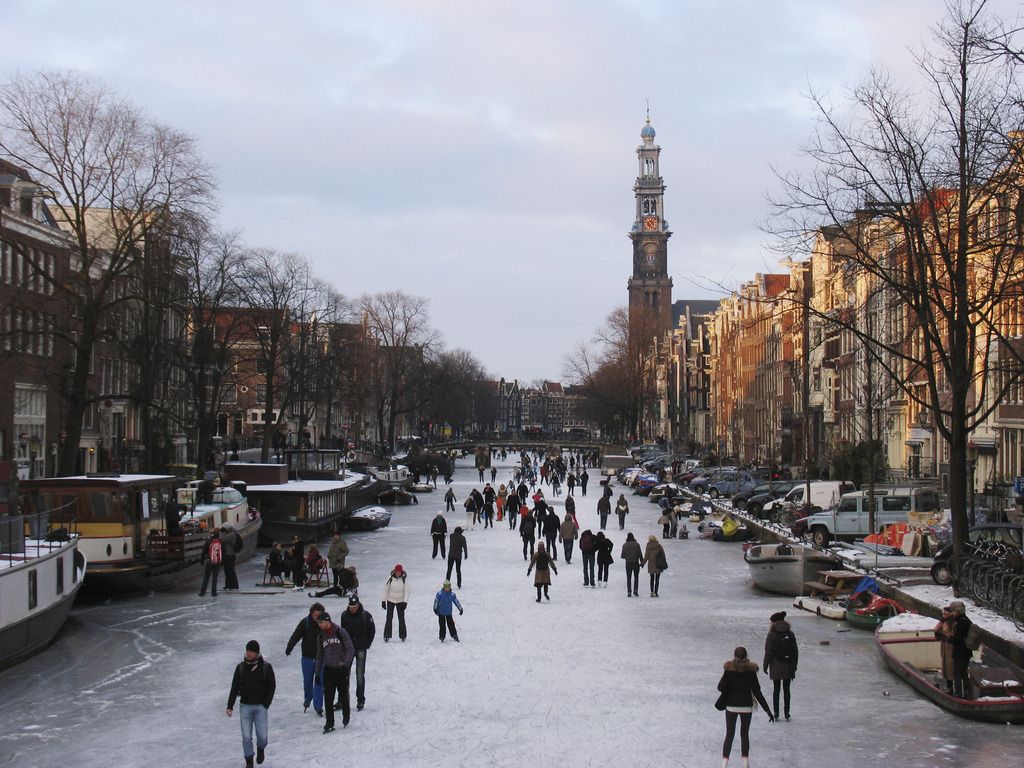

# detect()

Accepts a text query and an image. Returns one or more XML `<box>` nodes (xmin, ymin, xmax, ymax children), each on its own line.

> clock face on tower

<box><xmin>643</xmin><ymin>216</ymin><xmax>658</xmax><ymax>231</ymax></box>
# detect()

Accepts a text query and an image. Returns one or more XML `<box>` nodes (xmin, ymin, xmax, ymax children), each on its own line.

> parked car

<box><xmin>707</xmin><ymin>471</ymin><xmax>758</xmax><ymax>499</ymax></box>
<box><xmin>619</xmin><ymin>467</ymin><xmax>644</xmax><ymax>486</ymax></box>
<box><xmin>740</xmin><ymin>480</ymin><xmax>799</xmax><ymax>517</ymax></box>
<box><xmin>930</xmin><ymin>523</ymin><xmax>1024</xmax><ymax>585</ymax></box>
<box><xmin>688</xmin><ymin>468</ymin><xmax>735</xmax><ymax>493</ymax></box>
<box><xmin>634</xmin><ymin>473</ymin><xmax>660</xmax><ymax>495</ymax></box>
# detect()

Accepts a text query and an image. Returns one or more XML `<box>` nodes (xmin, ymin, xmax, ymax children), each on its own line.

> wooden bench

<box><xmin>803</xmin><ymin>570</ymin><xmax>861</xmax><ymax>599</ymax></box>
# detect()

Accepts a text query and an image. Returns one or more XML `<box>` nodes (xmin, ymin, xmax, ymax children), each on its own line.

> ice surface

<box><xmin>0</xmin><ymin>455</ymin><xmax>1020</xmax><ymax>768</ymax></box>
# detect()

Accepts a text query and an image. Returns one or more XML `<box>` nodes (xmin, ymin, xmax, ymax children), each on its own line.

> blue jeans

<box><xmin>300</xmin><ymin>656</ymin><xmax>324</xmax><ymax>711</ymax></box>
<box><xmin>239</xmin><ymin>704</ymin><xmax>268</xmax><ymax>758</ymax></box>
<box><xmin>353</xmin><ymin>649</ymin><xmax>367</xmax><ymax>704</ymax></box>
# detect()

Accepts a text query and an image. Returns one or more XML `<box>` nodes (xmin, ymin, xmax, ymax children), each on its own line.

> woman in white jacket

<box><xmin>381</xmin><ymin>564</ymin><xmax>410</xmax><ymax>641</ymax></box>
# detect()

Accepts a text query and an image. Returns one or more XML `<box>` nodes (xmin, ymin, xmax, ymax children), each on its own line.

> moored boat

<box><xmin>744</xmin><ymin>542</ymin><xmax>835</xmax><ymax>595</ymax></box>
<box><xmin>844</xmin><ymin>594</ymin><xmax>905</xmax><ymax>630</ymax></box>
<box><xmin>18</xmin><ymin>473</ymin><xmax>260</xmax><ymax>594</ymax></box>
<box><xmin>792</xmin><ymin>595</ymin><xmax>846</xmax><ymax>619</ymax></box>
<box><xmin>0</xmin><ymin>502</ymin><xmax>87</xmax><ymax>669</ymax></box>
<box><xmin>875</xmin><ymin>613</ymin><xmax>1024</xmax><ymax>723</ymax></box>
<box><xmin>337</xmin><ymin>505</ymin><xmax>392</xmax><ymax>532</ymax></box>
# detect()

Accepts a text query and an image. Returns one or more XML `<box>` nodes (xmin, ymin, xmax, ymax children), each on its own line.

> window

<box><xmin>28</xmin><ymin>570</ymin><xmax>38</xmax><ymax>610</ymax></box>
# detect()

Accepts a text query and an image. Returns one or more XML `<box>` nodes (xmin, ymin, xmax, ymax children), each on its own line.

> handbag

<box><xmin>714</xmin><ymin>692</ymin><xmax>727</xmax><ymax>711</ymax></box>
<box><xmin>656</xmin><ymin>549</ymin><xmax>668</xmax><ymax>572</ymax></box>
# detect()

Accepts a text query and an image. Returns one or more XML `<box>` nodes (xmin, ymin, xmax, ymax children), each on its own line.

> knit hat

<box><xmin>246</xmin><ymin>640</ymin><xmax>260</xmax><ymax>653</ymax></box>
<box><xmin>443</xmin><ymin>580</ymin><xmax>451</xmax><ymax>588</ymax></box>
<box><xmin>770</xmin><ymin>611</ymin><xmax>787</xmax><ymax>622</ymax></box>
<box><xmin>348</xmin><ymin>596</ymin><xmax>360</xmax><ymax>606</ymax></box>
<box><xmin>394</xmin><ymin>564</ymin><xmax>404</xmax><ymax>574</ymax></box>
<box><xmin>318</xmin><ymin>612</ymin><xmax>332</xmax><ymax>623</ymax></box>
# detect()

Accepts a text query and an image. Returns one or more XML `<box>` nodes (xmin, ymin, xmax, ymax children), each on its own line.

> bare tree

<box><xmin>237</xmin><ymin>249</ymin><xmax>319</xmax><ymax>462</ymax></box>
<box><xmin>358</xmin><ymin>290</ymin><xmax>437</xmax><ymax>452</ymax></box>
<box><xmin>769</xmin><ymin>0</ymin><xmax>1024</xmax><ymax>555</ymax></box>
<box><xmin>0</xmin><ymin>70</ymin><xmax>212</xmax><ymax>474</ymax></box>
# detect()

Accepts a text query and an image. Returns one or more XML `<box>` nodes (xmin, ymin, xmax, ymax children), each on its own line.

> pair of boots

<box><xmin>721</xmin><ymin>758</ymin><xmax>749</xmax><ymax>768</ymax></box>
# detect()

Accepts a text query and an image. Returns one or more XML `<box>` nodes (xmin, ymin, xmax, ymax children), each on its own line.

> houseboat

<box><xmin>18</xmin><ymin>473</ymin><xmax>260</xmax><ymax>594</ymax></box>
<box><xmin>1</xmin><ymin>463</ymin><xmax>86</xmax><ymax>668</ymax></box>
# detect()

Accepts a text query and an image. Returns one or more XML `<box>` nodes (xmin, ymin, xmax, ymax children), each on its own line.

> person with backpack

<box><xmin>199</xmin><ymin>529</ymin><xmax>223</xmax><ymax>597</ymax></box>
<box><xmin>221</xmin><ymin>526</ymin><xmax>244</xmax><ymax>590</ymax></box>
<box><xmin>519</xmin><ymin>513</ymin><xmax>537</xmax><ymax>561</ymax></box>
<box><xmin>381</xmin><ymin>564</ymin><xmax>410</xmax><ymax>642</ymax></box>
<box><xmin>444</xmin><ymin>487</ymin><xmax>457</xmax><ymax>513</ymax></box>
<box><xmin>763</xmin><ymin>610</ymin><xmax>798</xmax><ymax>720</ymax></box>
<box><xmin>226</xmin><ymin>639</ymin><xmax>276</xmax><ymax>768</ymax></box>
<box><xmin>285</xmin><ymin>602</ymin><xmax>325</xmax><ymax>716</ymax></box>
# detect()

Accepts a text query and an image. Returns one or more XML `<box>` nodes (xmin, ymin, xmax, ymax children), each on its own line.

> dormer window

<box><xmin>20</xmin><ymin>193</ymin><xmax>33</xmax><ymax>217</ymax></box>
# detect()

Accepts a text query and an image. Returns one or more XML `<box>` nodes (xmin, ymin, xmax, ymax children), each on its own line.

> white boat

<box><xmin>744</xmin><ymin>542</ymin><xmax>835</xmax><ymax>595</ymax></box>
<box><xmin>0</xmin><ymin>509</ymin><xmax>86</xmax><ymax>669</ymax></box>
<box><xmin>371</xmin><ymin>465</ymin><xmax>412</xmax><ymax>489</ymax></box>
<box><xmin>792</xmin><ymin>595</ymin><xmax>846</xmax><ymax>619</ymax></box>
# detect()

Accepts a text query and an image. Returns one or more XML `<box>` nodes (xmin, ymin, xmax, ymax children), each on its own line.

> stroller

<box><xmin>308</xmin><ymin>566</ymin><xmax>359</xmax><ymax>600</ymax></box>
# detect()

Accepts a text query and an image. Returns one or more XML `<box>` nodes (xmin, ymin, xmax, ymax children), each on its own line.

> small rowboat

<box><xmin>792</xmin><ymin>595</ymin><xmax>846</xmax><ymax>619</ymax></box>
<box><xmin>876</xmin><ymin>613</ymin><xmax>1024</xmax><ymax>724</ymax></box>
<box><xmin>844</xmin><ymin>595</ymin><xmax>905</xmax><ymax>630</ymax></box>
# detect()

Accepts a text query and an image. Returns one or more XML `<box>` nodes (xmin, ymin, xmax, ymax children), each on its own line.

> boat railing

<box><xmin>0</xmin><ymin>508</ymin><xmax>78</xmax><ymax>565</ymax></box>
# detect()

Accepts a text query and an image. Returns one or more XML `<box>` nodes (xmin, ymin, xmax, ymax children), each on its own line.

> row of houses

<box><xmin>652</xmin><ymin>195</ymin><xmax>1024</xmax><ymax>503</ymax></box>
<box><xmin>486</xmin><ymin>378</ymin><xmax>594</xmax><ymax>438</ymax></box>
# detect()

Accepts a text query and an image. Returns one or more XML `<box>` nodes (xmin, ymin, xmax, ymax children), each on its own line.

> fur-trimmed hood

<box><xmin>724</xmin><ymin>659</ymin><xmax>760</xmax><ymax>673</ymax></box>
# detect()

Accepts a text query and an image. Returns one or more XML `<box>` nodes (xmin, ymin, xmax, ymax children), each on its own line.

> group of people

<box><xmin>265</xmin><ymin>533</ymin><xmax>352</xmax><ymax>592</ymax></box>
<box><xmin>715</xmin><ymin>610</ymin><xmax>799</xmax><ymax>767</ymax></box>
<box><xmin>199</xmin><ymin>525</ymin><xmax>244</xmax><ymax>596</ymax></box>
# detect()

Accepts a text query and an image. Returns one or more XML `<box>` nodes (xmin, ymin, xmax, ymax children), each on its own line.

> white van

<box><xmin>763</xmin><ymin>480</ymin><xmax>855</xmax><ymax>516</ymax></box>
<box><xmin>798</xmin><ymin>487</ymin><xmax>941</xmax><ymax>547</ymax></box>
<box><xmin>600</xmin><ymin>455</ymin><xmax>634</xmax><ymax>478</ymax></box>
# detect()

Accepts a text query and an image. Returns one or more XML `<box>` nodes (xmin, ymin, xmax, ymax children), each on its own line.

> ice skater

<box><xmin>430</xmin><ymin>512</ymin><xmax>448</xmax><ymax>559</ymax></box>
<box><xmin>620</xmin><ymin>532</ymin><xmax>642</xmax><ymax>597</ymax></box>
<box><xmin>447</xmin><ymin>526</ymin><xmax>468</xmax><ymax>588</ymax></box>
<box><xmin>527</xmin><ymin>542</ymin><xmax>558</xmax><ymax>602</ymax></box>
<box><xmin>433</xmin><ymin>580</ymin><xmax>463</xmax><ymax>642</ymax></box>
<box><xmin>285</xmin><ymin>602</ymin><xmax>325</xmax><ymax>715</ymax></box>
<box><xmin>763</xmin><ymin>610</ymin><xmax>798</xmax><ymax>720</ymax></box>
<box><xmin>226</xmin><ymin>639</ymin><xmax>276</xmax><ymax>768</ymax></box>
<box><xmin>314</xmin><ymin>612</ymin><xmax>355</xmax><ymax>733</ymax></box>
<box><xmin>716</xmin><ymin>646</ymin><xmax>774</xmax><ymax>767</ymax></box>
<box><xmin>381</xmin><ymin>564</ymin><xmax>409</xmax><ymax>642</ymax></box>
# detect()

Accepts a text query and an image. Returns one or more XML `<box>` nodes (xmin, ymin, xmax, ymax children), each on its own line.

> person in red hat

<box><xmin>381</xmin><ymin>564</ymin><xmax>409</xmax><ymax>642</ymax></box>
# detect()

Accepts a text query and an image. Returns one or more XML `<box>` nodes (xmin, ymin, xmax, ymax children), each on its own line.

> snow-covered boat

<box><xmin>377</xmin><ymin>487</ymin><xmax>419</xmax><ymax>505</ymax></box>
<box><xmin>19</xmin><ymin>474</ymin><xmax>260</xmax><ymax>594</ymax></box>
<box><xmin>792</xmin><ymin>595</ymin><xmax>846</xmax><ymax>619</ymax></box>
<box><xmin>744</xmin><ymin>542</ymin><xmax>835</xmax><ymax>595</ymax></box>
<box><xmin>875</xmin><ymin>613</ymin><xmax>1024</xmax><ymax>723</ymax></box>
<box><xmin>337</xmin><ymin>505</ymin><xmax>392</xmax><ymax>532</ymax></box>
<box><xmin>409</xmin><ymin>482</ymin><xmax>434</xmax><ymax>493</ymax></box>
<box><xmin>0</xmin><ymin>469</ymin><xmax>87</xmax><ymax>668</ymax></box>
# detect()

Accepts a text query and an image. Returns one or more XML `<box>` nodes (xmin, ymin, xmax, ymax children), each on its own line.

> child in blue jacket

<box><xmin>433</xmin><ymin>580</ymin><xmax>463</xmax><ymax>642</ymax></box>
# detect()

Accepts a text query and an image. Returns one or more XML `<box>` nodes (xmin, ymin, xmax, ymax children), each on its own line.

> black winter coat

<box><xmin>430</xmin><ymin>516</ymin><xmax>448</xmax><ymax>536</ymax></box>
<box><xmin>596</xmin><ymin>537</ymin><xmax>614</xmax><ymax>565</ymax></box>
<box><xmin>286</xmin><ymin>614</ymin><xmax>321</xmax><ymax>659</ymax></box>
<box><xmin>227</xmin><ymin>656</ymin><xmax>276</xmax><ymax>709</ymax></box>
<box><xmin>717</xmin><ymin>659</ymin><xmax>771</xmax><ymax>710</ymax></box>
<box><xmin>520</xmin><ymin>516</ymin><xmax>537</xmax><ymax>538</ymax></box>
<box><xmin>449</xmin><ymin>531</ymin><xmax>468</xmax><ymax>561</ymax></box>
<box><xmin>338</xmin><ymin>606</ymin><xmax>376</xmax><ymax>651</ymax></box>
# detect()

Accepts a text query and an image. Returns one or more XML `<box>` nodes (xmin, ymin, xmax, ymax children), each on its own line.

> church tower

<box><xmin>627</xmin><ymin>113</ymin><xmax>673</xmax><ymax>336</ymax></box>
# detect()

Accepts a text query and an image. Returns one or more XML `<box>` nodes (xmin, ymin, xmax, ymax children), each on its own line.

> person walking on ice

<box><xmin>527</xmin><ymin>541</ymin><xmax>558</xmax><ymax>602</ymax></box>
<box><xmin>716</xmin><ymin>646</ymin><xmax>774</xmax><ymax>767</ymax></box>
<box><xmin>433</xmin><ymin>580</ymin><xmax>463</xmax><ymax>642</ymax></box>
<box><xmin>226</xmin><ymin>640</ymin><xmax>276</xmax><ymax>768</ymax></box>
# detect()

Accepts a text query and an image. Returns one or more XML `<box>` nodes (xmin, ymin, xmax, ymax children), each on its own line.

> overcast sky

<box><xmin>3</xmin><ymin>1</ymin><xmax>1019</xmax><ymax>382</ymax></box>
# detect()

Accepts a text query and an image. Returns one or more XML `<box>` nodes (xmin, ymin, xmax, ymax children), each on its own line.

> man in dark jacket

<box><xmin>542</xmin><ymin>507</ymin><xmax>560</xmax><ymax>560</ymax></box>
<box><xmin>430</xmin><ymin>512</ymin><xmax>448</xmax><ymax>559</ymax></box>
<box><xmin>338</xmin><ymin>596</ymin><xmax>375</xmax><ymax>711</ymax></box>
<box><xmin>227</xmin><ymin>640</ymin><xmax>276</xmax><ymax>768</ymax></box>
<box><xmin>762</xmin><ymin>610</ymin><xmax>798</xmax><ymax>720</ymax></box>
<box><xmin>447</xmin><ymin>526</ymin><xmax>468</xmax><ymax>588</ymax></box>
<box><xmin>520</xmin><ymin>514</ymin><xmax>537</xmax><ymax>561</ymax></box>
<box><xmin>941</xmin><ymin>600</ymin><xmax>974</xmax><ymax>698</ymax></box>
<box><xmin>285</xmin><ymin>602</ymin><xmax>324</xmax><ymax>716</ymax></box>
<box><xmin>221</xmin><ymin>526</ymin><xmax>243</xmax><ymax>590</ymax></box>
<box><xmin>506</xmin><ymin>489</ymin><xmax>521</xmax><ymax>530</ymax></box>
<box><xmin>315</xmin><ymin>612</ymin><xmax>355</xmax><ymax>733</ymax></box>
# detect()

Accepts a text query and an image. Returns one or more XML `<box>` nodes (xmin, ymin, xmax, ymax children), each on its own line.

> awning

<box><xmin>905</xmin><ymin>438</ymin><xmax>925</xmax><ymax>446</ymax></box>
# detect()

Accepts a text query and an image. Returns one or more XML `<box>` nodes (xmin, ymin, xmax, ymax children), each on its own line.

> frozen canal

<box><xmin>0</xmin><ymin>454</ymin><xmax>1019</xmax><ymax>768</ymax></box>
